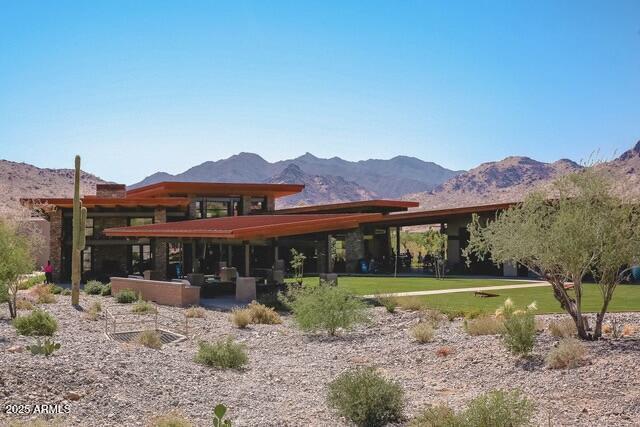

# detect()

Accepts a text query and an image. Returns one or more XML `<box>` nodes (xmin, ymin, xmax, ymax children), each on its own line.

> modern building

<box><xmin>23</xmin><ymin>181</ymin><xmax>524</xmax><ymax>284</ymax></box>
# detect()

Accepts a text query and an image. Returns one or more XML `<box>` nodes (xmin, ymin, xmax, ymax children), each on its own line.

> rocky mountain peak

<box><xmin>618</xmin><ymin>140</ymin><xmax>640</xmax><ymax>161</ymax></box>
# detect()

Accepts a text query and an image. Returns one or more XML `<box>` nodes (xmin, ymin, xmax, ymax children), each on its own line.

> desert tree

<box><xmin>0</xmin><ymin>220</ymin><xmax>35</xmax><ymax>318</ymax></box>
<box><xmin>464</xmin><ymin>169</ymin><xmax>640</xmax><ymax>340</ymax></box>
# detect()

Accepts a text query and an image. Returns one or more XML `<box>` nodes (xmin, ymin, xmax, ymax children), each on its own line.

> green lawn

<box><xmin>303</xmin><ymin>276</ymin><xmax>530</xmax><ymax>295</ymax></box>
<box><xmin>394</xmin><ymin>284</ymin><xmax>640</xmax><ymax>315</ymax></box>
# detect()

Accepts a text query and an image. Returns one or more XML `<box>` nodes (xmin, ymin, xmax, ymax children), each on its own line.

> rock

<box><xmin>8</xmin><ymin>345</ymin><xmax>23</xmax><ymax>353</ymax></box>
<box><xmin>65</xmin><ymin>391</ymin><xmax>82</xmax><ymax>401</ymax></box>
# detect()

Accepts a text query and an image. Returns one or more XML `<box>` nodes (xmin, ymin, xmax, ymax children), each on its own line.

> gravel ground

<box><xmin>1</xmin><ymin>293</ymin><xmax>639</xmax><ymax>427</ymax></box>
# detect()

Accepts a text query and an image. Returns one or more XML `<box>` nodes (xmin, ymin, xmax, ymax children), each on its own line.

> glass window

<box><xmin>250</xmin><ymin>197</ymin><xmax>266</xmax><ymax>212</ymax></box>
<box><xmin>195</xmin><ymin>200</ymin><xmax>203</xmax><ymax>218</ymax></box>
<box><xmin>129</xmin><ymin>218</ymin><xmax>153</xmax><ymax>226</ymax></box>
<box><xmin>206</xmin><ymin>201</ymin><xmax>229</xmax><ymax>218</ymax></box>
<box><xmin>131</xmin><ymin>244</ymin><xmax>153</xmax><ymax>275</ymax></box>
<box><xmin>82</xmin><ymin>246</ymin><xmax>92</xmax><ymax>273</ymax></box>
<box><xmin>84</xmin><ymin>218</ymin><xmax>94</xmax><ymax>237</ymax></box>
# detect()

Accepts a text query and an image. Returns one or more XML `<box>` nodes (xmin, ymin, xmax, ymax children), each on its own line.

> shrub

<box><xmin>246</xmin><ymin>301</ymin><xmax>281</xmax><ymax>324</ymax></box>
<box><xmin>461</xmin><ymin>389</ymin><xmax>534</xmax><ymax>427</ymax></box>
<box><xmin>622</xmin><ymin>324</ymin><xmax>635</xmax><ymax>337</ymax></box>
<box><xmin>185</xmin><ymin>306</ymin><xmax>206</xmax><ymax>318</ymax></box>
<box><xmin>195</xmin><ymin>337</ymin><xmax>248</xmax><ymax>369</ymax></box>
<box><xmin>18</xmin><ymin>274</ymin><xmax>46</xmax><ymax>290</ymax></box>
<box><xmin>101</xmin><ymin>283</ymin><xmax>112</xmax><ymax>296</ymax></box>
<box><xmin>395</xmin><ymin>296</ymin><xmax>425</xmax><ymax>311</ymax></box>
<box><xmin>85</xmin><ymin>309</ymin><xmax>99</xmax><ymax>321</ymax></box>
<box><xmin>546</xmin><ymin>338</ymin><xmax>587</xmax><ymax>369</ymax></box>
<box><xmin>13</xmin><ymin>310</ymin><xmax>58</xmax><ymax>336</ymax></box>
<box><xmin>50</xmin><ymin>285</ymin><xmax>63</xmax><ymax>295</ymax></box>
<box><xmin>548</xmin><ymin>318</ymin><xmax>577</xmax><ymax>338</ymax></box>
<box><xmin>16</xmin><ymin>298</ymin><xmax>34</xmax><ymax>311</ymax></box>
<box><xmin>464</xmin><ymin>315</ymin><xmax>504</xmax><ymax>336</ymax></box>
<box><xmin>502</xmin><ymin>312</ymin><xmax>536</xmax><ymax>356</ymax></box>
<box><xmin>137</xmin><ymin>330</ymin><xmax>163</xmax><ymax>349</ymax></box>
<box><xmin>285</xmin><ymin>284</ymin><xmax>369</xmax><ymax>336</ymax></box>
<box><xmin>257</xmin><ymin>291</ymin><xmax>290</xmax><ymax>312</ymax></box>
<box><xmin>26</xmin><ymin>338</ymin><xmax>61</xmax><ymax>357</ymax></box>
<box><xmin>411</xmin><ymin>322</ymin><xmax>435</xmax><ymax>343</ymax></box>
<box><xmin>61</xmin><ymin>288</ymin><xmax>71</xmax><ymax>296</ymax></box>
<box><xmin>435</xmin><ymin>346</ymin><xmax>454</xmax><ymax>357</ymax></box>
<box><xmin>409</xmin><ymin>404</ymin><xmax>460</xmax><ymax>427</ymax></box>
<box><xmin>421</xmin><ymin>308</ymin><xmax>445</xmax><ymax>325</ymax></box>
<box><xmin>115</xmin><ymin>289</ymin><xmax>138</xmax><ymax>303</ymax></box>
<box><xmin>132</xmin><ymin>300</ymin><xmax>157</xmax><ymax>314</ymax></box>
<box><xmin>443</xmin><ymin>309</ymin><xmax>466</xmax><ymax>321</ymax></box>
<box><xmin>376</xmin><ymin>295</ymin><xmax>397</xmax><ymax>313</ymax></box>
<box><xmin>327</xmin><ymin>367</ymin><xmax>404</xmax><ymax>427</ymax></box>
<box><xmin>230</xmin><ymin>308</ymin><xmax>251</xmax><ymax>328</ymax></box>
<box><xmin>30</xmin><ymin>284</ymin><xmax>56</xmax><ymax>304</ymax></box>
<box><xmin>410</xmin><ymin>390</ymin><xmax>533</xmax><ymax>427</ymax></box>
<box><xmin>151</xmin><ymin>412</ymin><xmax>193</xmax><ymax>427</ymax></box>
<box><xmin>85</xmin><ymin>301</ymin><xmax>102</xmax><ymax>321</ymax></box>
<box><xmin>84</xmin><ymin>280</ymin><xmax>104</xmax><ymax>295</ymax></box>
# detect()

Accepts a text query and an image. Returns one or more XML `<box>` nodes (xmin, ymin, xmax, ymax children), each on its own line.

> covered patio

<box><xmin>103</xmin><ymin>213</ymin><xmax>382</xmax><ymax>303</ymax></box>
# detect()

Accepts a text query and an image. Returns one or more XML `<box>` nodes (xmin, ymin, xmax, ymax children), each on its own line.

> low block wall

<box><xmin>110</xmin><ymin>277</ymin><xmax>200</xmax><ymax>307</ymax></box>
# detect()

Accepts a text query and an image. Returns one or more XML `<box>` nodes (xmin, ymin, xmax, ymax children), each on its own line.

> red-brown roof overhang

<box><xmin>126</xmin><ymin>181</ymin><xmax>305</xmax><ymax>199</ymax></box>
<box><xmin>20</xmin><ymin>197</ymin><xmax>190</xmax><ymax>209</ymax></box>
<box><xmin>360</xmin><ymin>201</ymin><xmax>517</xmax><ymax>227</ymax></box>
<box><xmin>273</xmin><ymin>200</ymin><xmax>419</xmax><ymax>215</ymax></box>
<box><xmin>103</xmin><ymin>213</ymin><xmax>383</xmax><ymax>240</ymax></box>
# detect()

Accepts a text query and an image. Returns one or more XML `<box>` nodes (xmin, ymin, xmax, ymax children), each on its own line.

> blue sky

<box><xmin>1</xmin><ymin>1</ymin><xmax>639</xmax><ymax>184</ymax></box>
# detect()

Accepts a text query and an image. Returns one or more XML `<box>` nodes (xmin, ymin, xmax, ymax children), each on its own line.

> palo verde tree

<box><xmin>0</xmin><ymin>220</ymin><xmax>35</xmax><ymax>318</ymax></box>
<box><xmin>464</xmin><ymin>169</ymin><xmax>640</xmax><ymax>340</ymax></box>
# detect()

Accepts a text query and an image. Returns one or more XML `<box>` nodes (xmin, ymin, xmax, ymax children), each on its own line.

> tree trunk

<box><xmin>8</xmin><ymin>283</ymin><xmax>17</xmax><ymax>319</ymax></box>
<box><xmin>8</xmin><ymin>301</ymin><xmax>16</xmax><ymax>319</ymax></box>
<box><xmin>593</xmin><ymin>291</ymin><xmax>613</xmax><ymax>340</ymax></box>
<box><xmin>548</xmin><ymin>277</ymin><xmax>592</xmax><ymax>340</ymax></box>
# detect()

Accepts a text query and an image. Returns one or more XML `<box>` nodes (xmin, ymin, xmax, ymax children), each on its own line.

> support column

<box><xmin>266</xmin><ymin>196</ymin><xmax>276</xmax><ymax>212</ymax></box>
<box><xmin>244</xmin><ymin>243</ymin><xmax>251</xmax><ymax>277</ymax></box>
<box><xmin>394</xmin><ymin>226</ymin><xmax>400</xmax><ymax>277</ymax></box>
<box><xmin>192</xmin><ymin>240</ymin><xmax>199</xmax><ymax>273</ymax></box>
<box><xmin>241</xmin><ymin>196</ymin><xmax>252</xmax><ymax>215</ymax></box>
<box><xmin>327</xmin><ymin>235</ymin><xmax>333</xmax><ymax>273</ymax></box>
<box><xmin>153</xmin><ymin>208</ymin><xmax>168</xmax><ymax>280</ymax></box>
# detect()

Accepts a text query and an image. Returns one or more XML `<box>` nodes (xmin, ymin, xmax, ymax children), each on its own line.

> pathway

<box><xmin>362</xmin><ymin>281</ymin><xmax>549</xmax><ymax>299</ymax></box>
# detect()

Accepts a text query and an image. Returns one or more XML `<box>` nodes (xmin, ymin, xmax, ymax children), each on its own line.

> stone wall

<box><xmin>96</xmin><ymin>184</ymin><xmax>126</xmax><ymax>198</ymax></box>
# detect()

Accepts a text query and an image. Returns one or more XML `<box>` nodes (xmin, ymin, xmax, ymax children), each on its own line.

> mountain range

<box><xmin>130</xmin><ymin>152</ymin><xmax>463</xmax><ymax>205</ymax></box>
<box><xmin>1</xmin><ymin>141</ymin><xmax>639</xmax><ymax>213</ymax></box>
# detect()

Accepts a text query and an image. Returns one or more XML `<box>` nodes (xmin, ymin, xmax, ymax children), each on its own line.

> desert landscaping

<box><xmin>2</xmin><ymin>286</ymin><xmax>640</xmax><ymax>427</ymax></box>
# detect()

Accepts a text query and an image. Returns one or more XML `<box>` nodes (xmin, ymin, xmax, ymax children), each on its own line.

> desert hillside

<box><xmin>405</xmin><ymin>142</ymin><xmax>640</xmax><ymax>210</ymax></box>
<box><xmin>0</xmin><ymin>160</ymin><xmax>107</xmax><ymax>215</ymax></box>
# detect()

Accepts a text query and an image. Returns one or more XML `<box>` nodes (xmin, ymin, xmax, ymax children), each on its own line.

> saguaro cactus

<box><xmin>71</xmin><ymin>155</ymin><xmax>86</xmax><ymax>305</ymax></box>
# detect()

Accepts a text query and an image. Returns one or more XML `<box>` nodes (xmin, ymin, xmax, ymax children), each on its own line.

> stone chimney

<box><xmin>96</xmin><ymin>184</ymin><xmax>126</xmax><ymax>198</ymax></box>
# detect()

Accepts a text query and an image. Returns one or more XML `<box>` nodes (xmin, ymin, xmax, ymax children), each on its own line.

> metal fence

<box><xmin>104</xmin><ymin>304</ymin><xmax>189</xmax><ymax>338</ymax></box>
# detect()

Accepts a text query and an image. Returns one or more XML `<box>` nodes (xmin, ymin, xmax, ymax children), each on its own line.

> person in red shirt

<box><xmin>43</xmin><ymin>260</ymin><xmax>53</xmax><ymax>284</ymax></box>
